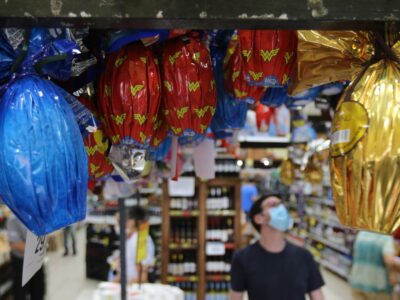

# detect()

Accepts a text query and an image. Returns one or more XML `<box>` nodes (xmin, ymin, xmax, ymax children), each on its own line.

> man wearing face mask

<box><xmin>230</xmin><ymin>193</ymin><xmax>325</xmax><ymax>300</ymax></box>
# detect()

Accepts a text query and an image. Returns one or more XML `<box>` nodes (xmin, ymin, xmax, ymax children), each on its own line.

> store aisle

<box><xmin>321</xmin><ymin>269</ymin><xmax>352</xmax><ymax>300</ymax></box>
<box><xmin>45</xmin><ymin>227</ymin><xmax>98</xmax><ymax>300</ymax></box>
<box><xmin>45</xmin><ymin>227</ymin><xmax>353</xmax><ymax>300</ymax></box>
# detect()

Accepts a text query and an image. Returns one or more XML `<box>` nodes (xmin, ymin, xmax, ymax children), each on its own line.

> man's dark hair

<box><xmin>128</xmin><ymin>206</ymin><xmax>148</xmax><ymax>223</ymax></box>
<box><xmin>249</xmin><ymin>192</ymin><xmax>282</xmax><ymax>232</ymax></box>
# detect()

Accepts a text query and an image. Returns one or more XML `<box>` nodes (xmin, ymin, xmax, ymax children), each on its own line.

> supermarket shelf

<box><xmin>307</xmin><ymin>197</ymin><xmax>335</xmax><ymax>207</ymax></box>
<box><xmin>169</xmin><ymin>244</ymin><xmax>198</xmax><ymax>250</ymax></box>
<box><xmin>125</xmin><ymin>198</ymin><xmax>148</xmax><ymax>206</ymax></box>
<box><xmin>85</xmin><ymin>215</ymin><xmax>116</xmax><ymax>226</ymax></box>
<box><xmin>317</xmin><ymin>218</ymin><xmax>347</xmax><ymax>230</ymax></box>
<box><xmin>206</xmin><ymin>274</ymin><xmax>231</xmax><ymax>281</ymax></box>
<box><xmin>139</xmin><ymin>187</ymin><xmax>161</xmax><ymax>194</ymax></box>
<box><xmin>85</xmin><ymin>215</ymin><xmax>161</xmax><ymax>226</ymax></box>
<box><xmin>320</xmin><ymin>259</ymin><xmax>349</xmax><ymax>279</ymax></box>
<box><xmin>207</xmin><ymin>210</ymin><xmax>236</xmax><ymax>217</ymax></box>
<box><xmin>307</xmin><ymin>214</ymin><xmax>347</xmax><ymax>230</ymax></box>
<box><xmin>239</xmin><ymin>134</ymin><xmax>290</xmax><ymax>149</ymax></box>
<box><xmin>167</xmin><ymin>276</ymin><xmax>198</xmax><ymax>282</ymax></box>
<box><xmin>149</xmin><ymin>216</ymin><xmax>162</xmax><ymax>226</ymax></box>
<box><xmin>309</xmin><ymin>234</ymin><xmax>351</xmax><ymax>255</ymax></box>
<box><xmin>170</xmin><ymin>210</ymin><xmax>199</xmax><ymax>217</ymax></box>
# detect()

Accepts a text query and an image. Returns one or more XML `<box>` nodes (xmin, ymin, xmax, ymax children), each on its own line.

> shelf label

<box><xmin>168</xmin><ymin>177</ymin><xmax>195</xmax><ymax>197</ymax></box>
<box><xmin>193</xmin><ymin>138</ymin><xmax>216</xmax><ymax>180</ymax></box>
<box><xmin>22</xmin><ymin>231</ymin><xmax>47</xmax><ymax>287</ymax></box>
<box><xmin>206</xmin><ymin>242</ymin><xmax>225</xmax><ymax>256</ymax></box>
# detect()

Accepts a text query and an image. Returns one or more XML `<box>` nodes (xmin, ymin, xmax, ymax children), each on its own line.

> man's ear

<box><xmin>254</xmin><ymin>214</ymin><xmax>265</xmax><ymax>226</ymax></box>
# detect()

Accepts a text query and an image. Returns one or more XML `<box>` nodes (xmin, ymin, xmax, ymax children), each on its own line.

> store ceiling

<box><xmin>0</xmin><ymin>0</ymin><xmax>397</xmax><ymax>29</ymax></box>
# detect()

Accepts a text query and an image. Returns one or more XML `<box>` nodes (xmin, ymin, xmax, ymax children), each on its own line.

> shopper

<box><xmin>240</xmin><ymin>177</ymin><xmax>259</xmax><ymax>245</ymax></box>
<box><xmin>230</xmin><ymin>193</ymin><xmax>324</xmax><ymax>300</ymax></box>
<box><xmin>63</xmin><ymin>224</ymin><xmax>77</xmax><ymax>256</ymax></box>
<box><xmin>240</xmin><ymin>177</ymin><xmax>259</xmax><ymax>218</ymax></box>
<box><xmin>349</xmin><ymin>231</ymin><xmax>400</xmax><ymax>300</ymax></box>
<box><xmin>6</xmin><ymin>214</ymin><xmax>46</xmax><ymax>300</ymax></box>
<box><xmin>113</xmin><ymin>206</ymin><xmax>155</xmax><ymax>284</ymax></box>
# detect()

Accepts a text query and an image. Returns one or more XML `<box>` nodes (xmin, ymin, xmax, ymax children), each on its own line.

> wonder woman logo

<box><xmin>93</xmin><ymin>130</ymin><xmax>108</xmax><ymax>154</ymax></box>
<box><xmin>140</xmin><ymin>57</ymin><xmax>147</xmax><ymax>64</ymax></box>
<box><xmin>152</xmin><ymin>137</ymin><xmax>161</xmax><ymax>146</ymax></box>
<box><xmin>249</xmin><ymin>70</ymin><xmax>264</xmax><ymax>81</ymax></box>
<box><xmin>232</xmin><ymin>71</ymin><xmax>240</xmax><ymax>82</ymax></box>
<box><xmin>242</xmin><ymin>50</ymin><xmax>252</xmax><ymax>63</ymax></box>
<box><xmin>115</xmin><ymin>56</ymin><xmax>127</xmax><ymax>68</ymax></box>
<box><xmin>134</xmin><ymin>114</ymin><xmax>147</xmax><ymax>125</ymax></box>
<box><xmin>111</xmin><ymin>135</ymin><xmax>120</xmax><ymax>144</ymax></box>
<box><xmin>153</xmin><ymin>119</ymin><xmax>163</xmax><ymax>131</ymax></box>
<box><xmin>188</xmin><ymin>81</ymin><xmax>200</xmax><ymax>92</ymax></box>
<box><xmin>260</xmin><ymin>48</ymin><xmax>280</xmax><ymax>62</ymax></box>
<box><xmin>171</xmin><ymin>127</ymin><xmax>182</xmax><ymax>135</ymax></box>
<box><xmin>111</xmin><ymin>114</ymin><xmax>126</xmax><ymax>125</ymax></box>
<box><xmin>234</xmin><ymin>89</ymin><xmax>248</xmax><ymax>98</ymax></box>
<box><xmin>169</xmin><ymin>51</ymin><xmax>181</xmax><ymax>65</ymax></box>
<box><xmin>139</xmin><ymin>132</ymin><xmax>147</xmax><ymax>143</ymax></box>
<box><xmin>86</xmin><ymin>146</ymin><xmax>97</xmax><ymax>156</ymax></box>
<box><xmin>90</xmin><ymin>163</ymin><xmax>100</xmax><ymax>173</ymax></box>
<box><xmin>164</xmin><ymin>81</ymin><xmax>173</xmax><ymax>92</ymax></box>
<box><xmin>194</xmin><ymin>106</ymin><xmax>209</xmax><ymax>118</ymax></box>
<box><xmin>176</xmin><ymin>106</ymin><xmax>189</xmax><ymax>119</ymax></box>
<box><xmin>130</xmin><ymin>84</ymin><xmax>144</xmax><ymax>97</ymax></box>
<box><xmin>284</xmin><ymin>52</ymin><xmax>293</xmax><ymax>64</ymax></box>
<box><xmin>208</xmin><ymin>106</ymin><xmax>216</xmax><ymax>115</ymax></box>
<box><xmin>192</xmin><ymin>52</ymin><xmax>200</xmax><ymax>63</ymax></box>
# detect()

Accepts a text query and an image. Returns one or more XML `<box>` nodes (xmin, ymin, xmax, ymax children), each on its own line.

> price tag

<box><xmin>22</xmin><ymin>231</ymin><xmax>47</xmax><ymax>286</ymax></box>
<box><xmin>193</xmin><ymin>138</ymin><xmax>216</xmax><ymax>179</ymax></box>
<box><xmin>206</xmin><ymin>242</ymin><xmax>225</xmax><ymax>256</ymax></box>
<box><xmin>168</xmin><ymin>177</ymin><xmax>195</xmax><ymax>197</ymax></box>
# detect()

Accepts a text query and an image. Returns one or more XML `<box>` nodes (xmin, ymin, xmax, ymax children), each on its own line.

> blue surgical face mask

<box><xmin>268</xmin><ymin>204</ymin><xmax>293</xmax><ymax>232</ymax></box>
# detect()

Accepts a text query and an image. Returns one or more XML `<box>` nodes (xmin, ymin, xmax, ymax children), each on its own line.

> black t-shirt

<box><xmin>231</xmin><ymin>241</ymin><xmax>324</xmax><ymax>300</ymax></box>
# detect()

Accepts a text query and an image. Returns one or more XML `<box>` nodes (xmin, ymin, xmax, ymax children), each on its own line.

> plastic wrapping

<box><xmin>224</xmin><ymin>32</ymin><xmax>266</xmax><ymax>103</ymax></box>
<box><xmin>161</xmin><ymin>36</ymin><xmax>217</xmax><ymax>145</ymax></box>
<box><xmin>289</xmin><ymin>30</ymin><xmax>374</xmax><ymax>95</ymax></box>
<box><xmin>106</xmin><ymin>30</ymin><xmax>190</xmax><ymax>53</ymax></box>
<box><xmin>330</xmin><ymin>36</ymin><xmax>400</xmax><ymax>233</ymax></box>
<box><xmin>0</xmin><ymin>31</ymin><xmax>16</xmax><ymax>81</ymax></box>
<box><xmin>260</xmin><ymin>87</ymin><xmax>288</xmax><ymax>107</ymax></box>
<box><xmin>209</xmin><ymin>30</ymin><xmax>248</xmax><ymax>136</ymax></box>
<box><xmin>255</xmin><ymin>103</ymin><xmax>275</xmax><ymax>132</ymax></box>
<box><xmin>0</xmin><ymin>75</ymin><xmax>88</xmax><ymax>235</ymax></box>
<box><xmin>98</xmin><ymin>43</ymin><xmax>162</xmax><ymax>148</ymax></box>
<box><xmin>78</xmin><ymin>96</ymin><xmax>114</xmax><ymax>180</ymax></box>
<box><xmin>237</xmin><ymin>30</ymin><xmax>298</xmax><ymax>87</ymax></box>
<box><xmin>261</xmin><ymin>86</ymin><xmax>320</xmax><ymax>108</ymax></box>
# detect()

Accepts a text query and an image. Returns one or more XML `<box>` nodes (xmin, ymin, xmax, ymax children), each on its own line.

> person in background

<box><xmin>6</xmin><ymin>214</ymin><xmax>45</xmax><ymax>300</ymax></box>
<box><xmin>240</xmin><ymin>177</ymin><xmax>259</xmax><ymax>218</ymax></box>
<box><xmin>112</xmin><ymin>206</ymin><xmax>155</xmax><ymax>284</ymax></box>
<box><xmin>349</xmin><ymin>231</ymin><xmax>400</xmax><ymax>300</ymax></box>
<box><xmin>63</xmin><ymin>224</ymin><xmax>77</xmax><ymax>256</ymax></box>
<box><xmin>240</xmin><ymin>176</ymin><xmax>259</xmax><ymax>245</ymax></box>
<box><xmin>230</xmin><ymin>193</ymin><xmax>324</xmax><ymax>300</ymax></box>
